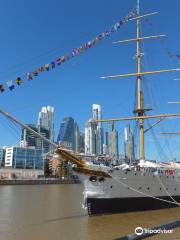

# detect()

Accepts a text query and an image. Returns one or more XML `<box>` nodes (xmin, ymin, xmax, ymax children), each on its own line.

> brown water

<box><xmin>0</xmin><ymin>184</ymin><xmax>179</xmax><ymax>240</ymax></box>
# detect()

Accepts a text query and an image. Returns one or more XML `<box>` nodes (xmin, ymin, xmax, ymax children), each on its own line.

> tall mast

<box><xmin>98</xmin><ymin>3</ymin><xmax>180</xmax><ymax>161</ymax></box>
<box><xmin>136</xmin><ymin>0</ymin><xmax>145</xmax><ymax>160</ymax></box>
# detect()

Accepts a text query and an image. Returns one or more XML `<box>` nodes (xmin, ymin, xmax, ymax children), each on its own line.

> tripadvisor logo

<box><xmin>135</xmin><ymin>227</ymin><xmax>143</xmax><ymax>236</ymax></box>
<box><xmin>135</xmin><ymin>226</ymin><xmax>173</xmax><ymax>236</ymax></box>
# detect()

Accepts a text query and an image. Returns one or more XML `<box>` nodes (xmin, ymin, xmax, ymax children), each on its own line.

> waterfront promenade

<box><xmin>0</xmin><ymin>178</ymin><xmax>80</xmax><ymax>185</ymax></box>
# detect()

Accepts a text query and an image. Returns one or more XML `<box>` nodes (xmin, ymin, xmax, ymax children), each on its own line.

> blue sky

<box><xmin>0</xmin><ymin>0</ymin><xmax>180</xmax><ymax>161</ymax></box>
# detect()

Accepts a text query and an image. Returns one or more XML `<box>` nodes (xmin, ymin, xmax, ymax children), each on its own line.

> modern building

<box><xmin>92</xmin><ymin>104</ymin><xmax>104</xmax><ymax>154</ymax></box>
<box><xmin>106</xmin><ymin>122</ymin><xmax>119</xmax><ymax>160</ymax></box>
<box><xmin>36</xmin><ymin>125</ymin><xmax>51</xmax><ymax>153</ymax></box>
<box><xmin>21</xmin><ymin>124</ymin><xmax>50</xmax><ymax>153</ymax></box>
<box><xmin>92</xmin><ymin>104</ymin><xmax>101</xmax><ymax>121</ymax></box>
<box><xmin>57</xmin><ymin>117</ymin><xmax>80</xmax><ymax>152</ymax></box>
<box><xmin>124</xmin><ymin>124</ymin><xmax>135</xmax><ymax>164</ymax></box>
<box><xmin>85</xmin><ymin>104</ymin><xmax>104</xmax><ymax>155</ymax></box>
<box><xmin>0</xmin><ymin>147</ymin><xmax>5</xmax><ymax>168</ymax></box>
<box><xmin>5</xmin><ymin>147</ymin><xmax>43</xmax><ymax>169</ymax></box>
<box><xmin>103</xmin><ymin>143</ymin><xmax>107</xmax><ymax>155</ymax></box>
<box><xmin>37</xmin><ymin>106</ymin><xmax>54</xmax><ymax>151</ymax></box>
<box><xmin>74</xmin><ymin>121</ymin><xmax>80</xmax><ymax>152</ymax></box>
<box><xmin>79</xmin><ymin>132</ymin><xmax>85</xmax><ymax>153</ymax></box>
<box><xmin>85</xmin><ymin>120</ymin><xmax>97</xmax><ymax>155</ymax></box>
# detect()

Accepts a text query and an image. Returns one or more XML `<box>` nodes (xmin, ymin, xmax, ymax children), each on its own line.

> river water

<box><xmin>0</xmin><ymin>184</ymin><xmax>179</xmax><ymax>240</ymax></box>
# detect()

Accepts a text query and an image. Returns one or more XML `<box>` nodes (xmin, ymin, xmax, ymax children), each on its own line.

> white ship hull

<box><xmin>77</xmin><ymin>168</ymin><xmax>180</xmax><ymax>215</ymax></box>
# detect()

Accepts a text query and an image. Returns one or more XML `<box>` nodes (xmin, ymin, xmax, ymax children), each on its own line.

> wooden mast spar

<box><xmin>136</xmin><ymin>0</ymin><xmax>144</xmax><ymax>160</ymax></box>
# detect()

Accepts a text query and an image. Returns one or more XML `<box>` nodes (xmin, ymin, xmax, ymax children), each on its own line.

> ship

<box><xmin>70</xmin><ymin>0</ymin><xmax>180</xmax><ymax>215</ymax></box>
<box><xmin>0</xmin><ymin>0</ymin><xmax>180</xmax><ymax>216</ymax></box>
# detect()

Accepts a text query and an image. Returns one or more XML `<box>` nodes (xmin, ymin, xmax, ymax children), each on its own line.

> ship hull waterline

<box><xmin>75</xmin><ymin>167</ymin><xmax>180</xmax><ymax>216</ymax></box>
<box><xmin>87</xmin><ymin>195</ymin><xmax>180</xmax><ymax>215</ymax></box>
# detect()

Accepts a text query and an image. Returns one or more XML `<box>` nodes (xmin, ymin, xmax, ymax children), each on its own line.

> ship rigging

<box><xmin>95</xmin><ymin>0</ymin><xmax>180</xmax><ymax>161</ymax></box>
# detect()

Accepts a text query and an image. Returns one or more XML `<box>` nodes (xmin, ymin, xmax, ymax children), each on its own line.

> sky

<box><xmin>0</xmin><ymin>0</ymin><xmax>180</xmax><ymax>161</ymax></box>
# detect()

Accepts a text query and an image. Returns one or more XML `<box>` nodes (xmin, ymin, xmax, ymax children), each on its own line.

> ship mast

<box><xmin>99</xmin><ymin>0</ymin><xmax>180</xmax><ymax>161</ymax></box>
<box><xmin>136</xmin><ymin>0</ymin><xmax>145</xmax><ymax>160</ymax></box>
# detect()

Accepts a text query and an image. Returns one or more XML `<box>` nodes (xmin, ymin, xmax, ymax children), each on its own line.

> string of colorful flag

<box><xmin>0</xmin><ymin>9</ymin><xmax>137</xmax><ymax>93</ymax></box>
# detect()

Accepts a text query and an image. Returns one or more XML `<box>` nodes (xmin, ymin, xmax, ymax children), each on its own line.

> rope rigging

<box><xmin>146</xmin><ymin>117</ymin><xmax>171</xmax><ymax>161</ymax></box>
<box><xmin>144</xmin><ymin>17</ymin><xmax>180</xmax><ymax>73</ymax></box>
<box><xmin>0</xmin><ymin>115</ymin><xmax>20</xmax><ymax>141</ymax></box>
<box><xmin>136</xmin><ymin>17</ymin><xmax>178</xmax><ymax>162</ymax></box>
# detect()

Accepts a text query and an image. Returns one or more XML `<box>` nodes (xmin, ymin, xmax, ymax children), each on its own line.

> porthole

<box><xmin>110</xmin><ymin>185</ymin><xmax>113</xmax><ymax>188</ymax></box>
<box><xmin>99</xmin><ymin>177</ymin><xmax>105</xmax><ymax>182</ymax></box>
<box><xmin>89</xmin><ymin>176</ymin><xmax>97</xmax><ymax>182</ymax></box>
<box><xmin>147</xmin><ymin>187</ymin><xmax>150</xmax><ymax>190</ymax></box>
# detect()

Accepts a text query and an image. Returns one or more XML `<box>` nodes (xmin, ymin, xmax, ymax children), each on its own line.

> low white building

<box><xmin>0</xmin><ymin>168</ymin><xmax>44</xmax><ymax>180</ymax></box>
<box><xmin>5</xmin><ymin>146</ymin><xmax>43</xmax><ymax>169</ymax></box>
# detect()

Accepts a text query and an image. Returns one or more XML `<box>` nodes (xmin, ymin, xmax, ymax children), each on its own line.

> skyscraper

<box><xmin>57</xmin><ymin>117</ymin><xmax>80</xmax><ymax>152</ymax></box>
<box><xmin>36</xmin><ymin>125</ymin><xmax>51</xmax><ymax>153</ymax></box>
<box><xmin>93</xmin><ymin>104</ymin><xmax>104</xmax><ymax>154</ymax></box>
<box><xmin>106</xmin><ymin>122</ymin><xmax>119</xmax><ymax>160</ymax></box>
<box><xmin>37</xmin><ymin>106</ymin><xmax>54</xmax><ymax>142</ymax></box>
<box><xmin>79</xmin><ymin>132</ymin><xmax>85</xmax><ymax>153</ymax></box>
<box><xmin>21</xmin><ymin>124</ymin><xmax>50</xmax><ymax>153</ymax></box>
<box><xmin>92</xmin><ymin>104</ymin><xmax>102</xmax><ymax>121</ymax></box>
<box><xmin>85</xmin><ymin>120</ymin><xmax>96</xmax><ymax>155</ymax></box>
<box><xmin>85</xmin><ymin>104</ymin><xmax>104</xmax><ymax>155</ymax></box>
<box><xmin>74</xmin><ymin>121</ymin><xmax>80</xmax><ymax>152</ymax></box>
<box><xmin>0</xmin><ymin>147</ymin><xmax>5</xmax><ymax>168</ymax></box>
<box><xmin>124</xmin><ymin>124</ymin><xmax>135</xmax><ymax>164</ymax></box>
